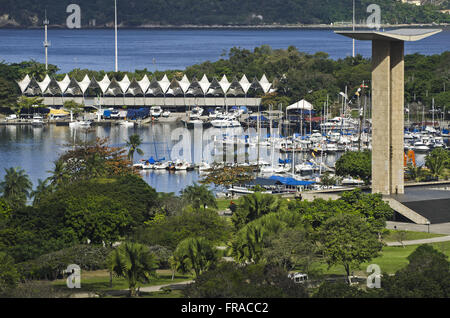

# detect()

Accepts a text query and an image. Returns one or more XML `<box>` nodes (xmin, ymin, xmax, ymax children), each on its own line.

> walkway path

<box><xmin>385</xmin><ymin>235</ymin><xmax>450</xmax><ymax>246</ymax></box>
<box><xmin>386</xmin><ymin>221</ymin><xmax>450</xmax><ymax>234</ymax></box>
<box><xmin>138</xmin><ymin>280</ymin><xmax>194</xmax><ymax>293</ymax></box>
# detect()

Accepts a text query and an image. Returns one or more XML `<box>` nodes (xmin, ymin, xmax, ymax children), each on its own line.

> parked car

<box><xmin>288</xmin><ymin>272</ymin><xmax>308</xmax><ymax>284</ymax></box>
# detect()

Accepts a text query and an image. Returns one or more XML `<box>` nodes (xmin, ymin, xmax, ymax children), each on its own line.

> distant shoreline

<box><xmin>1</xmin><ymin>23</ymin><xmax>449</xmax><ymax>30</ymax></box>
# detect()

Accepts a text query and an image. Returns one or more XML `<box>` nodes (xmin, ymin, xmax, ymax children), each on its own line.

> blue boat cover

<box><xmin>269</xmin><ymin>175</ymin><xmax>316</xmax><ymax>186</ymax></box>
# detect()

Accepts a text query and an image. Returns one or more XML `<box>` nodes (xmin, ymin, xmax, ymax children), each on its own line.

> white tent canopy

<box><xmin>37</xmin><ymin>74</ymin><xmax>51</xmax><ymax>94</ymax></box>
<box><xmin>218</xmin><ymin>75</ymin><xmax>231</xmax><ymax>95</ymax></box>
<box><xmin>239</xmin><ymin>74</ymin><xmax>251</xmax><ymax>94</ymax></box>
<box><xmin>158</xmin><ymin>74</ymin><xmax>171</xmax><ymax>94</ymax></box>
<box><xmin>259</xmin><ymin>74</ymin><xmax>272</xmax><ymax>93</ymax></box>
<box><xmin>96</xmin><ymin>75</ymin><xmax>111</xmax><ymax>94</ymax></box>
<box><xmin>118</xmin><ymin>74</ymin><xmax>131</xmax><ymax>94</ymax></box>
<box><xmin>17</xmin><ymin>74</ymin><xmax>31</xmax><ymax>94</ymax></box>
<box><xmin>286</xmin><ymin>99</ymin><xmax>313</xmax><ymax>111</ymax></box>
<box><xmin>137</xmin><ymin>75</ymin><xmax>151</xmax><ymax>94</ymax></box>
<box><xmin>178</xmin><ymin>75</ymin><xmax>191</xmax><ymax>94</ymax></box>
<box><xmin>198</xmin><ymin>74</ymin><xmax>210</xmax><ymax>95</ymax></box>
<box><xmin>77</xmin><ymin>75</ymin><xmax>91</xmax><ymax>94</ymax></box>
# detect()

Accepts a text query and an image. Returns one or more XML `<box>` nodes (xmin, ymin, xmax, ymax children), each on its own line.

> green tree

<box><xmin>15</xmin><ymin>96</ymin><xmax>44</xmax><ymax>115</ymax></box>
<box><xmin>0</xmin><ymin>252</ymin><xmax>20</xmax><ymax>293</ymax></box>
<box><xmin>125</xmin><ymin>134</ymin><xmax>144</xmax><ymax>163</ymax></box>
<box><xmin>335</xmin><ymin>150</ymin><xmax>371</xmax><ymax>184</ymax></box>
<box><xmin>172</xmin><ymin>237</ymin><xmax>219</xmax><ymax>278</ymax></box>
<box><xmin>181</xmin><ymin>183</ymin><xmax>217</xmax><ymax>211</ymax></box>
<box><xmin>232</xmin><ymin>192</ymin><xmax>286</xmax><ymax>229</ymax></box>
<box><xmin>320</xmin><ymin>213</ymin><xmax>383</xmax><ymax>284</ymax></box>
<box><xmin>107</xmin><ymin>242</ymin><xmax>158</xmax><ymax>297</ymax></box>
<box><xmin>232</xmin><ymin>223</ymin><xmax>266</xmax><ymax>264</ymax></box>
<box><xmin>425</xmin><ymin>148</ymin><xmax>449</xmax><ymax>178</ymax></box>
<box><xmin>65</xmin><ymin>195</ymin><xmax>131</xmax><ymax>245</ymax></box>
<box><xmin>30</xmin><ymin>178</ymin><xmax>53</xmax><ymax>206</ymax></box>
<box><xmin>0</xmin><ymin>167</ymin><xmax>32</xmax><ymax>209</ymax></box>
<box><xmin>63</xmin><ymin>100</ymin><xmax>83</xmax><ymax>119</ymax></box>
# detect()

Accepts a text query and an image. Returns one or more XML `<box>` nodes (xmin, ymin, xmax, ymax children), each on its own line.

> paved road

<box><xmin>138</xmin><ymin>280</ymin><xmax>194</xmax><ymax>293</ymax></box>
<box><xmin>386</xmin><ymin>221</ymin><xmax>450</xmax><ymax>235</ymax></box>
<box><xmin>385</xmin><ymin>235</ymin><xmax>450</xmax><ymax>246</ymax></box>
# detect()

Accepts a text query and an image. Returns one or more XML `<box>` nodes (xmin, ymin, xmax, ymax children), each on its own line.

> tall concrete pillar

<box><xmin>335</xmin><ymin>29</ymin><xmax>441</xmax><ymax>195</ymax></box>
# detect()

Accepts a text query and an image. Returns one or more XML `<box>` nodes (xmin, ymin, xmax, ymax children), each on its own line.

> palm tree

<box><xmin>30</xmin><ymin>178</ymin><xmax>53</xmax><ymax>205</ymax></box>
<box><xmin>46</xmin><ymin>159</ymin><xmax>69</xmax><ymax>187</ymax></box>
<box><xmin>172</xmin><ymin>237</ymin><xmax>218</xmax><ymax>278</ymax></box>
<box><xmin>125</xmin><ymin>134</ymin><xmax>144</xmax><ymax>163</ymax></box>
<box><xmin>181</xmin><ymin>183</ymin><xmax>217</xmax><ymax>211</ymax></box>
<box><xmin>107</xmin><ymin>242</ymin><xmax>158</xmax><ymax>297</ymax></box>
<box><xmin>232</xmin><ymin>224</ymin><xmax>265</xmax><ymax>264</ymax></box>
<box><xmin>425</xmin><ymin>148</ymin><xmax>449</xmax><ymax>178</ymax></box>
<box><xmin>0</xmin><ymin>167</ymin><xmax>32</xmax><ymax>208</ymax></box>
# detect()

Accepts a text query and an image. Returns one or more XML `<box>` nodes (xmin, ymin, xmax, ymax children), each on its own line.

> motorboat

<box><xmin>150</xmin><ymin>106</ymin><xmax>163</xmax><ymax>118</ymax></box>
<box><xmin>119</xmin><ymin>120</ymin><xmax>135</xmax><ymax>127</ymax></box>
<box><xmin>153</xmin><ymin>161</ymin><xmax>169</xmax><ymax>170</ymax></box>
<box><xmin>31</xmin><ymin>115</ymin><xmax>44</xmax><ymax>126</ymax></box>
<box><xmin>341</xmin><ymin>177</ymin><xmax>365</xmax><ymax>186</ymax></box>
<box><xmin>197</xmin><ymin>161</ymin><xmax>211</xmax><ymax>172</ymax></box>
<box><xmin>189</xmin><ymin>107</ymin><xmax>204</xmax><ymax>120</ymax></box>
<box><xmin>211</xmin><ymin>116</ymin><xmax>241</xmax><ymax>128</ymax></box>
<box><xmin>162</xmin><ymin>110</ymin><xmax>171</xmax><ymax>118</ymax></box>
<box><xmin>173</xmin><ymin>159</ymin><xmax>190</xmax><ymax>170</ymax></box>
<box><xmin>69</xmin><ymin>120</ymin><xmax>91</xmax><ymax>128</ymax></box>
<box><xmin>295</xmin><ymin>163</ymin><xmax>314</xmax><ymax>176</ymax></box>
<box><xmin>411</xmin><ymin>141</ymin><xmax>430</xmax><ymax>153</ymax></box>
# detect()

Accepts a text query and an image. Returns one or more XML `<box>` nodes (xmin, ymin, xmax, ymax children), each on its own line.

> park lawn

<box><xmin>381</xmin><ymin>229</ymin><xmax>445</xmax><ymax>243</ymax></box>
<box><xmin>310</xmin><ymin>240</ymin><xmax>450</xmax><ymax>278</ymax></box>
<box><xmin>216</xmin><ymin>198</ymin><xmax>232</xmax><ymax>210</ymax></box>
<box><xmin>52</xmin><ymin>269</ymin><xmax>192</xmax><ymax>293</ymax></box>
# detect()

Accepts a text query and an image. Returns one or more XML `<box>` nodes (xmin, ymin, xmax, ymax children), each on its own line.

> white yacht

<box><xmin>189</xmin><ymin>107</ymin><xmax>204</xmax><ymax>120</ymax></box>
<box><xmin>119</xmin><ymin>120</ymin><xmax>135</xmax><ymax>127</ymax></box>
<box><xmin>162</xmin><ymin>110</ymin><xmax>171</xmax><ymax>118</ymax></box>
<box><xmin>31</xmin><ymin>115</ymin><xmax>44</xmax><ymax>126</ymax></box>
<box><xmin>173</xmin><ymin>159</ymin><xmax>190</xmax><ymax>170</ymax></box>
<box><xmin>150</xmin><ymin>106</ymin><xmax>163</xmax><ymax>118</ymax></box>
<box><xmin>211</xmin><ymin>115</ymin><xmax>241</xmax><ymax>128</ymax></box>
<box><xmin>69</xmin><ymin>120</ymin><xmax>91</xmax><ymax>128</ymax></box>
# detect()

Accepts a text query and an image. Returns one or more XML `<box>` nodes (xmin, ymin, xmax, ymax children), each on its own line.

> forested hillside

<box><xmin>0</xmin><ymin>0</ymin><xmax>449</xmax><ymax>28</ymax></box>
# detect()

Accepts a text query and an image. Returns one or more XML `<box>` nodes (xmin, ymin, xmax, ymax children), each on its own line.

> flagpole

<box><xmin>114</xmin><ymin>0</ymin><xmax>118</xmax><ymax>72</ymax></box>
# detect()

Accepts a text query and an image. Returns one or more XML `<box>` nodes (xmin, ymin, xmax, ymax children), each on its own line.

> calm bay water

<box><xmin>0</xmin><ymin>28</ymin><xmax>449</xmax><ymax>73</ymax></box>
<box><xmin>0</xmin><ymin>28</ymin><xmax>443</xmax><ymax>192</ymax></box>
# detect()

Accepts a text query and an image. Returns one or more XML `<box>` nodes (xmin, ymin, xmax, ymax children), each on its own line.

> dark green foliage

<box><xmin>183</xmin><ymin>262</ymin><xmax>308</xmax><ymax>298</ymax></box>
<box><xmin>0</xmin><ymin>167</ymin><xmax>33</xmax><ymax>209</ymax></box>
<box><xmin>132</xmin><ymin>209</ymin><xmax>231</xmax><ymax>250</ymax></box>
<box><xmin>17</xmin><ymin>245</ymin><xmax>114</xmax><ymax>280</ymax></box>
<box><xmin>148</xmin><ymin>245</ymin><xmax>173</xmax><ymax>269</ymax></box>
<box><xmin>173</xmin><ymin>237</ymin><xmax>219</xmax><ymax>277</ymax></box>
<box><xmin>335</xmin><ymin>151</ymin><xmax>372</xmax><ymax>184</ymax></box>
<box><xmin>0</xmin><ymin>252</ymin><xmax>20</xmax><ymax>292</ymax></box>
<box><xmin>181</xmin><ymin>183</ymin><xmax>217</xmax><ymax>211</ymax></box>
<box><xmin>313</xmin><ymin>281</ymin><xmax>367</xmax><ymax>298</ymax></box>
<box><xmin>231</xmin><ymin>192</ymin><xmax>286</xmax><ymax>230</ymax></box>
<box><xmin>320</xmin><ymin>213</ymin><xmax>383</xmax><ymax>282</ymax></box>
<box><xmin>2</xmin><ymin>0</ymin><xmax>448</xmax><ymax>27</ymax></box>
<box><xmin>425</xmin><ymin>148</ymin><xmax>449</xmax><ymax>177</ymax></box>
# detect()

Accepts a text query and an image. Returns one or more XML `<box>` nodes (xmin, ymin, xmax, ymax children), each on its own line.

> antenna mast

<box><xmin>352</xmin><ymin>0</ymin><xmax>355</xmax><ymax>57</ymax></box>
<box><xmin>43</xmin><ymin>10</ymin><xmax>50</xmax><ymax>71</ymax></box>
<box><xmin>114</xmin><ymin>0</ymin><xmax>118</xmax><ymax>72</ymax></box>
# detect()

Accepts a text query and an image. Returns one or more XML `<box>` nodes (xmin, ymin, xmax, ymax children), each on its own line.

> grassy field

<box><xmin>381</xmin><ymin>230</ymin><xmax>446</xmax><ymax>243</ymax></box>
<box><xmin>217</xmin><ymin>198</ymin><xmax>232</xmax><ymax>210</ymax></box>
<box><xmin>310</xmin><ymin>240</ymin><xmax>450</xmax><ymax>278</ymax></box>
<box><xmin>52</xmin><ymin>269</ymin><xmax>192</xmax><ymax>296</ymax></box>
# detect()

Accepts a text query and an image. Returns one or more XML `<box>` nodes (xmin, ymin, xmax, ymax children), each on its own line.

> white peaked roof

<box><xmin>137</xmin><ymin>75</ymin><xmax>151</xmax><ymax>94</ymax></box>
<box><xmin>17</xmin><ymin>75</ymin><xmax>31</xmax><ymax>93</ymax></box>
<box><xmin>96</xmin><ymin>75</ymin><xmax>111</xmax><ymax>94</ymax></box>
<box><xmin>158</xmin><ymin>74</ymin><xmax>171</xmax><ymax>94</ymax></box>
<box><xmin>77</xmin><ymin>75</ymin><xmax>91</xmax><ymax>94</ymax></box>
<box><xmin>287</xmin><ymin>99</ymin><xmax>313</xmax><ymax>111</ymax></box>
<box><xmin>37</xmin><ymin>74</ymin><xmax>51</xmax><ymax>93</ymax></box>
<box><xmin>118</xmin><ymin>74</ymin><xmax>131</xmax><ymax>93</ymax></box>
<box><xmin>198</xmin><ymin>74</ymin><xmax>210</xmax><ymax>94</ymax></box>
<box><xmin>239</xmin><ymin>74</ymin><xmax>251</xmax><ymax>94</ymax></box>
<box><xmin>178</xmin><ymin>75</ymin><xmax>190</xmax><ymax>94</ymax></box>
<box><xmin>219</xmin><ymin>75</ymin><xmax>231</xmax><ymax>94</ymax></box>
<box><xmin>259</xmin><ymin>74</ymin><xmax>272</xmax><ymax>93</ymax></box>
<box><xmin>57</xmin><ymin>74</ymin><xmax>71</xmax><ymax>93</ymax></box>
